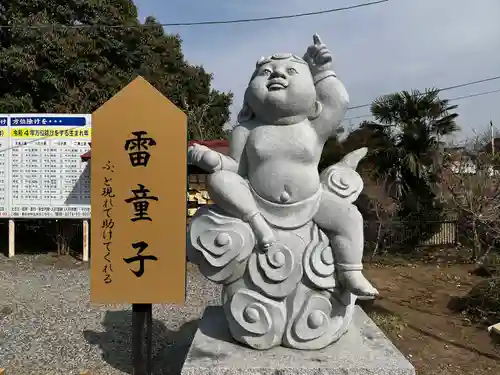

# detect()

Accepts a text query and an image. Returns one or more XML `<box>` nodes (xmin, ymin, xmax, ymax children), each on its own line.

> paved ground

<box><xmin>3</xmin><ymin>253</ymin><xmax>499</xmax><ymax>375</ymax></box>
<box><xmin>0</xmin><ymin>254</ymin><xmax>221</xmax><ymax>375</ymax></box>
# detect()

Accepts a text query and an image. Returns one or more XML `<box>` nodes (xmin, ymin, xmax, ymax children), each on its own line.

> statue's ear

<box><xmin>237</xmin><ymin>102</ymin><xmax>255</xmax><ymax>124</ymax></box>
<box><xmin>308</xmin><ymin>100</ymin><xmax>322</xmax><ymax>120</ymax></box>
<box><xmin>338</xmin><ymin>147</ymin><xmax>368</xmax><ymax>170</ymax></box>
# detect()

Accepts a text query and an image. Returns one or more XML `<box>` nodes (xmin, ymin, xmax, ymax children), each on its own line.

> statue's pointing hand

<box><xmin>303</xmin><ymin>34</ymin><xmax>333</xmax><ymax>72</ymax></box>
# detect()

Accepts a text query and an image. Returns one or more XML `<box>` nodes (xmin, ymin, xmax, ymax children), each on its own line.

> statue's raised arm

<box><xmin>187</xmin><ymin>34</ymin><xmax>378</xmax><ymax>352</ymax></box>
<box><xmin>303</xmin><ymin>34</ymin><xmax>349</xmax><ymax>142</ymax></box>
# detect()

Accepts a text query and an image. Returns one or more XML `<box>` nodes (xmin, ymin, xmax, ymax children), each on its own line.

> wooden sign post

<box><xmin>90</xmin><ymin>76</ymin><xmax>187</xmax><ymax>375</ymax></box>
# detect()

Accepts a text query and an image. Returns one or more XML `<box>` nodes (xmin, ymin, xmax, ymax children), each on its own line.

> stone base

<box><xmin>181</xmin><ymin>305</ymin><xmax>415</xmax><ymax>375</ymax></box>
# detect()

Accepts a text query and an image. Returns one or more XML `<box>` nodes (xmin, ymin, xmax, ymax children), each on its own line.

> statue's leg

<box><xmin>313</xmin><ymin>191</ymin><xmax>378</xmax><ymax>297</ymax></box>
<box><xmin>207</xmin><ymin>170</ymin><xmax>276</xmax><ymax>247</ymax></box>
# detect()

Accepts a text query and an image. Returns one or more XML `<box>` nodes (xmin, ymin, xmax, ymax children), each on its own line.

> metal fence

<box><xmin>186</xmin><ymin>174</ymin><xmax>460</xmax><ymax>250</ymax></box>
<box><xmin>364</xmin><ymin>218</ymin><xmax>458</xmax><ymax>251</ymax></box>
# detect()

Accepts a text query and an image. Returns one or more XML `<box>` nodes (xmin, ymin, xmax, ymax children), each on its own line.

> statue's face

<box><xmin>245</xmin><ymin>57</ymin><xmax>316</xmax><ymax>121</ymax></box>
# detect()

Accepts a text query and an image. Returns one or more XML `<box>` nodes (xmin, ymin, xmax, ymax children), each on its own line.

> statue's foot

<box><xmin>248</xmin><ymin>213</ymin><xmax>276</xmax><ymax>251</ymax></box>
<box><xmin>341</xmin><ymin>271</ymin><xmax>379</xmax><ymax>299</ymax></box>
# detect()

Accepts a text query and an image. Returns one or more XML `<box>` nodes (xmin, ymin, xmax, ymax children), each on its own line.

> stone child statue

<box><xmin>189</xmin><ymin>34</ymin><xmax>378</xmax><ymax>298</ymax></box>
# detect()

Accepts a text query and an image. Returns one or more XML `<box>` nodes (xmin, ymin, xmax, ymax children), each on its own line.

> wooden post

<box><xmin>491</xmin><ymin>120</ymin><xmax>495</xmax><ymax>154</ymax></box>
<box><xmin>82</xmin><ymin>220</ymin><xmax>89</xmax><ymax>262</ymax></box>
<box><xmin>132</xmin><ymin>303</ymin><xmax>153</xmax><ymax>375</ymax></box>
<box><xmin>8</xmin><ymin>219</ymin><xmax>14</xmax><ymax>257</ymax></box>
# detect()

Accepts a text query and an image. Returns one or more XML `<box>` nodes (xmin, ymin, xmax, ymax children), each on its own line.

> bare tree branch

<box><xmin>441</xmin><ymin>132</ymin><xmax>500</xmax><ymax>263</ymax></box>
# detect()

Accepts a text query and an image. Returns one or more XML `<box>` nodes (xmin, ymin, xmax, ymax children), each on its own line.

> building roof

<box><xmin>187</xmin><ymin>140</ymin><xmax>229</xmax><ymax>174</ymax></box>
<box><xmin>80</xmin><ymin>139</ymin><xmax>230</xmax><ymax>174</ymax></box>
<box><xmin>480</xmin><ymin>137</ymin><xmax>500</xmax><ymax>154</ymax></box>
<box><xmin>187</xmin><ymin>140</ymin><xmax>229</xmax><ymax>156</ymax></box>
<box><xmin>80</xmin><ymin>140</ymin><xmax>229</xmax><ymax>160</ymax></box>
<box><xmin>81</xmin><ymin>150</ymin><xmax>91</xmax><ymax>161</ymax></box>
<box><xmin>81</xmin><ymin>142</ymin><xmax>91</xmax><ymax>161</ymax></box>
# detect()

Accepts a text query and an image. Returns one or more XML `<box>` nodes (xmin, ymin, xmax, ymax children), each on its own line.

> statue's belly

<box><xmin>248</xmin><ymin>161</ymin><xmax>320</xmax><ymax>203</ymax></box>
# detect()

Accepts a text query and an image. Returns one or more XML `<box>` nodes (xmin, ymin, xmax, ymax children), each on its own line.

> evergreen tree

<box><xmin>0</xmin><ymin>0</ymin><xmax>232</xmax><ymax>140</ymax></box>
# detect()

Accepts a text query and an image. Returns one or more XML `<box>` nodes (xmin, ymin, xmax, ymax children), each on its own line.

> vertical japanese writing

<box><xmin>101</xmin><ymin>161</ymin><xmax>115</xmax><ymax>284</ymax></box>
<box><xmin>124</xmin><ymin>131</ymin><xmax>156</xmax><ymax>167</ymax></box>
<box><xmin>123</xmin><ymin>241</ymin><xmax>158</xmax><ymax>277</ymax></box>
<box><xmin>124</xmin><ymin>184</ymin><xmax>159</xmax><ymax>222</ymax></box>
<box><xmin>123</xmin><ymin>131</ymin><xmax>159</xmax><ymax>277</ymax></box>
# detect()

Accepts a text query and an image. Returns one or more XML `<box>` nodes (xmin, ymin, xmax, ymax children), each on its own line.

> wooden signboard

<box><xmin>90</xmin><ymin>76</ymin><xmax>187</xmax><ymax>305</ymax></box>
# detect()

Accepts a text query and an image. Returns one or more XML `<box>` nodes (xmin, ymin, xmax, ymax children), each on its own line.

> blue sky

<box><xmin>134</xmin><ymin>0</ymin><xmax>500</xmax><ymax>143</ymax></box>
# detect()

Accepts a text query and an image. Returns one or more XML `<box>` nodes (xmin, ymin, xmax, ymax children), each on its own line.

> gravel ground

<box><xmin>0</xmin><ymin>254</ymin><xmax>222</xmax><ymax>375</ymax></box>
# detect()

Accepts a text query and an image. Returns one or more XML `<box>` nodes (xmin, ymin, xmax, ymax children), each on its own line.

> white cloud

<box><xmin>136</xmin><ymin>0</ymin><xmax>500</xmax><ymax>141</ymax></box>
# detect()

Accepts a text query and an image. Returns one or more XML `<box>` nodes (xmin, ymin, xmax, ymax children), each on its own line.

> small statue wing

<box><xmin>337</xmin><ymin>147</ymin><xmax>368</xmax><ymax>171</ymax></box>
<box><xmin>320</xmin><ymin>148</ymin><xmax>367</xmax><ymax>203</ymax></box>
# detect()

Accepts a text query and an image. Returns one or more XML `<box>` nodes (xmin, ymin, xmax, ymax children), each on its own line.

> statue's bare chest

<box><xmin>246</xmin><ymin>122</ymin><xmax>319</xmax><ymax>163</ymax></box>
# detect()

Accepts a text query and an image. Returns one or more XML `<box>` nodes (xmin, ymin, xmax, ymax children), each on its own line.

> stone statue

<box><xmin>187</xmin><ymin>34</ymin><xmax>378</xmax><ymax>350</ymax></box>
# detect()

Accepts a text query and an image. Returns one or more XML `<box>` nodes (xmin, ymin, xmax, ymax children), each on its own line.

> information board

<box><xmin>0</xmin><ymin>114</ymin><xmax>91</xmax><ymax>219</ymax></box>
<box><xmin>0</xmin><ymin>116</ymin><xmax>8</xmax><ymax>217</ymax></box>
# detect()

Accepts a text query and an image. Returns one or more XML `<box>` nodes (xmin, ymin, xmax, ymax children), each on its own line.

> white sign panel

<box><xmin>0</xmin><ymin>115</ymin><xmax>9</xmax><ymax>217</ymax></box>
<box><xmin>1</xmin><ymin>114</ymin><xmax>91</xmax><ymax>219</ymax></box>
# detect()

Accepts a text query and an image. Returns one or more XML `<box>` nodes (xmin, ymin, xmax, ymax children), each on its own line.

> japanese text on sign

<box><xmin>101</xmin><ymin>161</ymin><xmax>115</xmax><ymax>284</ymax></box>
<box><xmin>90</xmin><ymin>75</ymin><xmax>186</xmax><ymax>304</ymax></box>
<box><xmin>0</xmin><ymin>114</ymin><xmax>91</xmax><ymax>218</ymax></box>
<box><xmin>124</xmin><ymin>131</ymin><xmax>157</xmax><ymax>167</ymax></box>
<box><xmin>123</xmin><ymin>131</ymin><xmax>159</xmax><ymax>277</ymax></box>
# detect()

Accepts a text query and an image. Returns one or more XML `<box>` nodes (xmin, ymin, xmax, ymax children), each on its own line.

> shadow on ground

<box><xmin>490</xmin><ymin>332</ymin><xmax>500</xmax><ymax>347</ymax></box>
<box><xmin>84</xmin><ymin>310</ymin><xmax>199</xmax><ymax>375</ymax></box>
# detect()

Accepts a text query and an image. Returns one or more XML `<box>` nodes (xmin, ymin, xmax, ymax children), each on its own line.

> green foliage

<box><xmin>0</xmin><ymin>0</ymin><xmax>232</xmax><ymax>140</ymax></box>
<box><xmin>368</xmin><ymin>89</ymin><xmax>459</xmax><ymax>220</ymax></box>
<box><xmin>320</xmin><ymin>89</ymin><xmax>460</xmax><ymax>249</ymax></box>
<box><xmin>318</xmin><ymin>137</ymin><xmax>342</xmax><ymax>172</ymax></box>
<box><xmin>319</xmin><ymin>122</ymin><xmax>393</xmax><ymax>172</ymax></box>
<box><xmin>369</xmin><ymin>89</ymin><xmax>459</xmax><ymax>188</ymax></box>
<box><xmin>451</xmin><ymin>277</ymin><xmax>500</xmax><ymax>325</ymax></box>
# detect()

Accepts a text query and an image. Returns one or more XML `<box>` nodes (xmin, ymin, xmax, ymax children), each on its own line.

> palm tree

<box><xmin>368</xmin><ymin>88</ymin><xmax>459</xmax><ymax>205</ymax></box>
<box><xmin>359</xmin><ymin>89</ymin><xmax>459</xmax><ymax>249</ymax></box>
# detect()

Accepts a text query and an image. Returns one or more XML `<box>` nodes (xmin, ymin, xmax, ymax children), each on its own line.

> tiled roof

<box><xmin>81</xmin><ymin>140</ymin><xmax>229</xmax><ymax>161</ymax></box>
<box><xmin>81</xmin><ymin>140</ymin><xmax>230</xmax><ymax>175</ymax></box>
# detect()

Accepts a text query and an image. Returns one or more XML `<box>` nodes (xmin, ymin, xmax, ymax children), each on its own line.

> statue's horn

<box><xmin>338</xmin><ymin>147</ymin><xmax>368</xmax><ymax>170</ymax></box>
